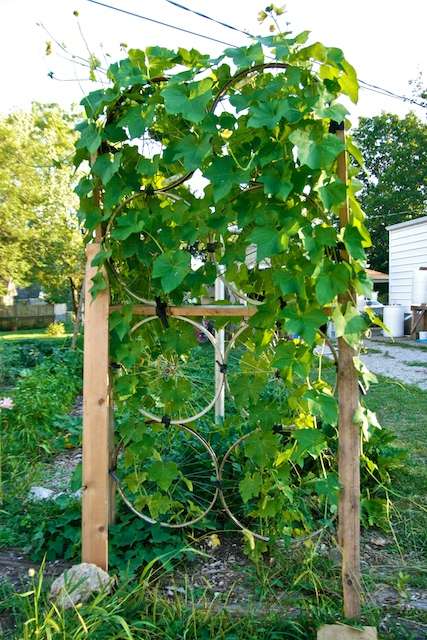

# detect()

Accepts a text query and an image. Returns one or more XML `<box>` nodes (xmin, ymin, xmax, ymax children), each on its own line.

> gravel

<box><xmin>361</xmin><ymin>338</ymin><xmax>427</xmax><ymax>390</ymax></box>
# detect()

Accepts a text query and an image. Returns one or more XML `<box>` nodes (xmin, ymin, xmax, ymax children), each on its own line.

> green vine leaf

<box><xmin>318</xmin><ymin>178</ymin><xmax>346</xmax><ymax>209</ymax></box>
<box><xmin>92</xmin><ymin>152</ymin><xmax>122</xmax><ymax>186</ymax></box>
<box><xmin>224</xmin><ymin>42</ymin><xmax>264</xmax><ymax>69</ymax></box>
<box><xmin>161</xmin><ymin>78</ymin><xmax>212</xmax><ymax>123</ymax></box>
<box><xmin>240</xmin><ymin>472</ymin><xmax>263</xmax><ymax>503</ymax></box>
<box><xmin>248</xmin><ymin>226</ymin><xmax>288</xmax><ymax>260</ymax></box>
<box><xmin>315</xmin><ymin>261</ymin><xmax>350</xmax><ymax>305</ymax></box>
<box><xmin>304</xmin><ymin>390</ymin><xmax>338</xmax><ymax>426</ymax></box>
<box><xmin>75</xmin><ymin>122</ymin><xmax>101</xmax><ymax>154</ymax></box>
<box><xmin>152</xmin><ymin>250</ymin><xmax>191</xmax><ymax>293</ymax></box>
<box><xmin>148</xmin><ymin>461</ymin><xmax>180</xmax><ymax>491</ymax></box>
<box><xmin>289</xmin><ymin>129</ymin><xmax>345</xmax><ymax>169</ymax></box>
<box><xmin>204</xmin><ymin>156</ymin><xmax>250</xmax><ymax>202</ymax></box>
<box><xmin>169</xmin><ymin>134</ymin><xmax>212</xmax><ymax>171</ymax></box>
<box><xmin>292</xmin><ymin>428</ymin><xmax>328</xmax><ymax>464</ymax></box>
<box><xmin>247</xmin><ymin>98</ymin><xmax>301</xmax><ymax>128</ymax></box>
<box><xmin>90</xmin><ymin>271</ymin><xmax>108</xmax><ymax>298</ymax></box>
<box><xmin>111</xmin><ymin>210</ymin><xmax>146</xmax><ymax>241</ymax></box>
<box><xmin>343</xmin><ymin>225</ymin><xmax>367</xmax><ymax>260</ymax></box>
<box><xmin>118</xmin><ymin>105</ymin><xmax>154</xmax><ymax>138</ymax></box>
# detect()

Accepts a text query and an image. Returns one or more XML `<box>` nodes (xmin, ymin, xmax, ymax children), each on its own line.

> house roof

<box><xmin>386</xmin><ymin>215</ymin><xmax>427</xmax><ymax>231</ymax></box>
<box><xmin>367</xmin><ymin>269</ymin><xmax>389</xmax><ymax>283</ymax></box>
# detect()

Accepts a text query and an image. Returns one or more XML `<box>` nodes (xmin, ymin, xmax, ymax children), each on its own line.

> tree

<box><xmin>0</xmin><ymin>103</ymin><xmax>84</xmax><ymax>303</ymax></box>
<box><xmin>353</xmin><ymin>112</ymin><xmax>427</xmax><ymax>272</ymax></box>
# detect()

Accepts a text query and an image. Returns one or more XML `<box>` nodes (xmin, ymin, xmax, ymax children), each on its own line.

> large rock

<box><xmin>28</xmin><ymin>486</ymin><xmax>55</xmax><ymax>501</ymax></box>
<box><xmin>49</xmin><ymin>563</ymin><xmax>113</xmax><ymax>608</ymax></box>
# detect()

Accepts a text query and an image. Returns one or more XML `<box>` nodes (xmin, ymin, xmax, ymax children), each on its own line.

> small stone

<box><xmin>372</xmin><ymin>584</ymin><xmax>399</xmax><ymax>606</ymax></box>
<box><xmin>49</xmin><ymin>563</ymin><xmax>113</xmax><ymax>609</ymax></box>
<box><xmin>28</xmin><ymin>486</ymin><xmax>55</xmax><ymax>501</ymax></box>
<box><xmin>369</xmin><ymin>535</ymin><xmax>388</xmax><ymax>547</ymax></box>
<box><xmin>164</xmin><ymin>585</ymin><xmax>186</xmax><ymax>595</ymax></box>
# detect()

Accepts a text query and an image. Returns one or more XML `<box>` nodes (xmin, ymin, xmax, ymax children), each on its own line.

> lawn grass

<box><xmin>364</xmin><ymin>376</ymin><xmax>427</xmax><ymax>577</ymax></box>
<box><xmin>0</xmin><ymin>328</ymin><xmax>72</xmax><ymax>342</ymax></box>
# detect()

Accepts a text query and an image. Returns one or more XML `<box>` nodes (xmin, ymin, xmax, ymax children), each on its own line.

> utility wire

<box><xmin>162</xmin><ymin>0</ymin><xmax>251</xmax><ymax>37</ymax></box>
<box><xmin>84</xmin><ymin>0</ymin><xmax>236</xmax><ymax>47</ymax></box>
<box><xmin>83</xmin><ymin>0</ymin><xmax>425</xmax><ymax>109</ymax></box>
<box><xmin>159</xmin><ymin>0</ymin><xmax>426</xmax><ymax>108</ymax></box>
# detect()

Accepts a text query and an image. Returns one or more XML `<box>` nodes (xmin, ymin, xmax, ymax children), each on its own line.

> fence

<box><xmin>0</xmin><ymin>303</ymin><xmax>55</xmax><ymax>330</ymax></box>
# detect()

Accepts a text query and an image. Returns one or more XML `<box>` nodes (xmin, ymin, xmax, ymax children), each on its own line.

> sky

<box><xmin>1</xmin><ymin>0</ymin><xmax>426</xmax><ymax>124</ymax></box>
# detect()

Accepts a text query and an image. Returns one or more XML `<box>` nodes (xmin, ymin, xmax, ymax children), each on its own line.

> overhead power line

<box><xmin>159</xmin><ymin>0</ymin><xmax>426</xmax><ymax>109</ymax></box>
<box><xmin>83</xmin><ymin>0</ymin><xmax>425</xmax><ymax>109</ymax></box>
<box><xmin>162</xmin><ymin>0</ymin><xmax>251</xmax><ymax>37</ymax></box>
<box><xmin>84</xmin><ymin>0</ymin><xmax>236</xmax><ymax>47</ymax></box>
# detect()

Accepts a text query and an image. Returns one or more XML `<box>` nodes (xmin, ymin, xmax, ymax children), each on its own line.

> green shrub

<box><xmin>2</xmin><ymin>349</ymin><xmax>82</xmax><ymax>457</ymax></box>
<box><xmin>0</xmin><ymin>340</ymin><xmax>66</xmax><ymax>387</ymax></box>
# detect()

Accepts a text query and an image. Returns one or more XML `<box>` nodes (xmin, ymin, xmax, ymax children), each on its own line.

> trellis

<box><xmin>81</xmin><ymin>129</ymin><xmax>361</xmax><ymax>620</ymax></box>
<box><xmin>77</xmin><ymin>41</ymin><xmax>371</xmax><ymax>624</ymax></box>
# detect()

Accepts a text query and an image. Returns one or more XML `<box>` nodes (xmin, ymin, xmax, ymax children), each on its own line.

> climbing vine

<box><xmin>74</xmin><ymin>28</ymin><xmax>397</xmax><ymax>542</ymax></box>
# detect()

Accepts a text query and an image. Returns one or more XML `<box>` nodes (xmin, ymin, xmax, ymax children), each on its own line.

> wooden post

<box><xmin>334</xmin><ymin>122</ymin><xmax>361</xmax><ymax>619</ymax></box>
<box><xmin>82</xmin><ymin>242</ymin><xmax>112</xmax><ymax>570</ymax></box>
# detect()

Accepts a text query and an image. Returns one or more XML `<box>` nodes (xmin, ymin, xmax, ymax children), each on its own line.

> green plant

<box><xmin>0</xmin><ymin>339</ymin><xmax>67</xmax><ymax>387</ymax></box>
<box><xmin>46</xmin><ymin>322</ymin><xmax>66</xmax><ymax>337</ymax></box>
<box><xmin>2</xmin><ymin>349</ymin><xmax>82</xmax><ymax>457</ymax></box>
<box><xmin>73</xmin><ymin>22</ymin><xmax>384</xmax><ymax>551</ymax></box>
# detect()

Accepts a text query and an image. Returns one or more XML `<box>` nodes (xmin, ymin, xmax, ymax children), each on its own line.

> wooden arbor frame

<box><xmin>82</xmin><ymin>126</ymin><xmax>362</xmax><ymax>619</ymax></box>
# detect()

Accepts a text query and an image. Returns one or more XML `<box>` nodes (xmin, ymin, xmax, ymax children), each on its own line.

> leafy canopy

<box><xmin>74</xmin><ymin>30</ymin><xmax>380</xmax><ymax>537</ymax></box>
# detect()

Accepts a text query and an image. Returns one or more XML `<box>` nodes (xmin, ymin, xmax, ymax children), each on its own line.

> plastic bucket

<box><xmin>383</xmin><ymin>305</ymin><xmax>404</xmax><ymax>337</ymax></box>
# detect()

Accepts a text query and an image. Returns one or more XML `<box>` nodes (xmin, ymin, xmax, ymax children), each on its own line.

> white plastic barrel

<box><xmin>383</xmin><ymin>305</ymin><xmax>405</xmax><ymax>337</ymax></box>
<box><xmin>412</xmin><ymin>267</ymin><xmax>427</xmax><ymax>305</ymax></box>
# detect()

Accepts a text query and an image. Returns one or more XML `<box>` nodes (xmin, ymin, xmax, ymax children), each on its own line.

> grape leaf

<box><xmin>292</xmin><ymin>428</ymin><xmax>328</xmax><ymax>465</ymax></box>
<box><xmin>343</xmin><ymin>225</ymin><xmax>367</xmax><ymax>260</ymax></box>
<box><xmin>318</xmin><ymin>179</ymin><xmax>346</xmax><ymax>209</ymax></box>
<box><xmin>170</xmin><ymin>134</ymin><xmax>212</xmax><ymax>171</ymax></box>
<box><xmin>239</xmin><ymin>472</ymin><xmax>263</xmax><ymax>503</ymax></box>
<box><xmin>162</xmin><ymin>79</ymin><xmax>212</xmax><ymax>123</ymax></box>
<box><xmin>148</xmin><ymin>461</ymin><xmax>179</xmax><ymax>491</ymax></box>
<box><xmin>289</xmin><ymin>129</ymin><xmax>345</xmax><ymax>169</ymax></box>
<box><xmin>152</xmin><ymin>250</ymin><xmax>191</xmax><ymax>293</ymax></box>
<box><xmin>92</xmin><ymin>153</ymin><xmax>122</xmax><ymax>186</ymax></box>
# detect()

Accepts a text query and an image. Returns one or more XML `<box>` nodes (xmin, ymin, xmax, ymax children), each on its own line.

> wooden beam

<box><xmin>109</xmin><ymin>304</ymin><xmax>257</xmax><ymax>317</ymax></box>
<box><xmin>82</xmin><ymin>242</ymin><xmax>112</xmax><ymax>571</ymax></box>
<box><xmin>335</xmin><ymin>123</ymin><xmax>361</xmax><ymax>619</ymax></box>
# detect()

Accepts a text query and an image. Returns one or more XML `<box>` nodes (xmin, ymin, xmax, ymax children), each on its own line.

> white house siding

<box><xmin>387</xmin><ymin>216</ymin><xmax>427</xmax><ymax>311</ymax></box>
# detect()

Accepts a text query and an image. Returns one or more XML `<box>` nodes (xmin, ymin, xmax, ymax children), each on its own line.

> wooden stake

<box><xmin>82</xmin><ymin>243</ymin><xmax>112</xmax><ymax>570</ymax></box>
<box><xmin>335</xmin><ymin>123</ymin><xmax>361</xmax><ymax>619</ymax></box>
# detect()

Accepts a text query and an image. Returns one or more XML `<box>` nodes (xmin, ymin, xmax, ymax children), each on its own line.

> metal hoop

<box><xmin>218</xmin><ymin>430</ymin><xmax>269</xmax><ymax>541</ymax></box>
<box><xmin>219</xmin><ymin>426</ymin><xmax>320</xmax><ymax>544</ymax></box>
<box><xmin>112</xmin><ymin>422</ymin><xmax>220</xmax><ymax>528</ymax></box>
<box><xmin>104</xmin><ymin>191</ymin><xmax>189</xmax><ymax>305</ymax></box>
<box><xmin>220</xmin><ymin>275</ymin><xmax>265</xmax><ymax>307</ymax></box>
<box><xmin>126</xmin><ymin>315</ymin><xmax>225</xmax><ymax>425</ymax></box>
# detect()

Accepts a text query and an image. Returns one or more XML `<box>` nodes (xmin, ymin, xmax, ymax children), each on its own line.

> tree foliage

<box><xmin>0</xmin><ymin>103</ymin><xmax>84</xmax><ymax>301</ymax></box>
<box><xmin>353</xmin><ymin>112</ymin><xmax>427</xmax><ymax>272</ymax></box>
